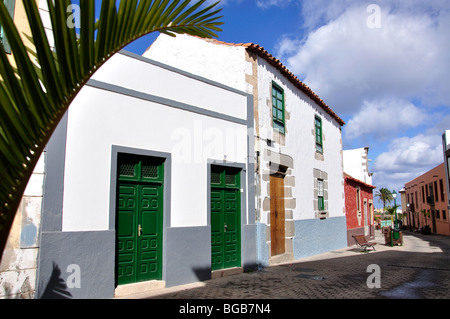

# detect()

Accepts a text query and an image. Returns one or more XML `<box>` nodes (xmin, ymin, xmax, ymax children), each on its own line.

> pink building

<box><xmin>404</xmin><ymin>163</ymin><xmax>450</xmax><ymax>236</ymax></box>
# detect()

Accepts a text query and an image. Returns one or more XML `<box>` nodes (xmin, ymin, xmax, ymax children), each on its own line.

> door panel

<box><xmin>224</xmin><ymin>189</ymin><xmax>240</xmax><ymax>269</ymax></box>
<box><xmin>117</xmin><ymin>184</ymin><xmax>138</xmax><ymax>285</ymax></box>
<box><xmin>211</xmin><ymin>166</ymin><xmax>241</xmax><ymax>271</ymax></box>
<box><xmin>270</xmin><ymin>175</ymin><xmax>285</xmax><ymax>256</ymax></box>
<box><xmin>364</xmin><ymin>199</ymin><xmax>368</xmax><ymax>236</ymax></box>
<box><xmin>116</xmin><ymin>154</ymin><xmax>164</xmax><ymax>286</ymax></box>
<box><xmin>211</xmin><ymin>190</ymin><xmax>223</xmax><ymax>270</ymax></box>
<box><xmin>138</xmin><ymin>184</ymin><xmax>162</xmax><ymax>281</ymax></box>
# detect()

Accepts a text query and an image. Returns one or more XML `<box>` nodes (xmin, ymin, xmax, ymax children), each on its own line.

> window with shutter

<box><xmin>315</xmin><ymin>116</ymin><xmax>323</xmax><ymax>153</ymax></box>
<box><xmin>272</xmin><ymin>82</ymin><xmax>285</xmax><ymax>134</ymax></box>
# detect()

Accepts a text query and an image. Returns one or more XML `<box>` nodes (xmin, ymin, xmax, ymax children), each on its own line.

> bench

<box><xmin>352</xmin><ymin>235</ymin><xmax>377</xmax><ymax>252</ymax></box>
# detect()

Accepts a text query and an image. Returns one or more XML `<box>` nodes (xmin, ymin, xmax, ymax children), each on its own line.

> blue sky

<box><xmin>118</xmin><ymin>0</ymin><xmax>450</xmax><ymax>208</ymax></box>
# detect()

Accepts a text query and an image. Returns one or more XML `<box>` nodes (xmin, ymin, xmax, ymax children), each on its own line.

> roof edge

<box><xmin>344</xmin><ymin>173</ymin><xmax>376</xmax><ymax>189</ymax></box>
<box><xmin>200</xmin><ymin>37</ymin><xmax>345</xmax><ymax>126</ymax></box>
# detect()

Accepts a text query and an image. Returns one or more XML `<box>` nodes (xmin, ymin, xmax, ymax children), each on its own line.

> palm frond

<box><xmin>0</xmin><ymin>0</ymin><xmax>223</xmax><ymax>259</ymax></box>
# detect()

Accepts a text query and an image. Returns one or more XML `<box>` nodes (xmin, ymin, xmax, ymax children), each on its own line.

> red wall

<box><xmin>344</xmin><ymin>176</ymin><xmax>374</xmax><ymax>231</ymax></box>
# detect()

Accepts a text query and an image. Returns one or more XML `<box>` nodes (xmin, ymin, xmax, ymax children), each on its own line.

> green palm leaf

<box><xmin>0</xmin><ymin>0</ymin><xmax>223</xmax><ymax>259</ymax></box>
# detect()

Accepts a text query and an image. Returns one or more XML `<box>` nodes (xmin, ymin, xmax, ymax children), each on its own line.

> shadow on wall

<box><xmin>191</xmin><ymin>263</ymin><xmax>260</xmax><ymax>283</ymax></box>
<box><xmin>192</xmin><ymin>267</ymin><xmax>211</xmax><ymax>282</ymax></box>
<box><xmin>40</xmin><ymin>263</ymin><xmax>72</xmax><ymax>299</ymax></box>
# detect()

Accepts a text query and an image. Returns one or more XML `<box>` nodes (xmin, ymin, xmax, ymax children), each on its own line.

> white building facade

<box><xmin>33</xmin><ymin>50</ymin><xmax>255</xmax><ymax>298</ymax></box>
<box><xmin>3</xmin><ymin>32</ymin><xmax>349</xmax><ymax>299</ymax></box>
<box><xmin>343</xmin><ymin>147</ymin><xmax>373</xmax><ymax>186</ymax></box>
<box><xmin>444</xmin><ymin>131</ymin><xmax>450</xmax><ymax>211</ymax></box>
<box><xmin>145</xmin><ymin>35</ymin><xmax>348</xmax><ymax>266</ymax></box>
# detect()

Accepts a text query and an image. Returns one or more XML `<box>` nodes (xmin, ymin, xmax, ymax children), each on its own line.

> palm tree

<box><xmin>0</xmin><ymin>0</ymin><xmax>223</xmax><ymax>259</ymax></box>
<box><xmin>385</xmin><ymin>205</ymin><xmax>397</xmax><ymax>216</ymax></box>
<box><xmin>375</xmin><ymin>187</ymin><xmax>394</xmax><ymax>212</ymax></box>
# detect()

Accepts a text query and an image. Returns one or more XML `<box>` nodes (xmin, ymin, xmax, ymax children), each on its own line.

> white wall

<box><xmin>145</xmin><ymin>34</ymin><xmax>345</xmax><ymax>222</ymax></box>
<box><xmin>62</xmin><ymin>53</ymin><xmax>249</xmax><ymax>231</ymax></box>
<box><xmin>93</xmin><ymin>52</ymin><xmax>248</xmax><ymax>120</ymax></box>
<box><xmin>445</xmin><ymin>130</ymin><xmax>450</xmax><ymax>151</ymax></box>
<box><xmin>38</xmin><ymin>0</ymin><xmax>54</xmax><ymax>49</ymax></box>
<box><xmin>444</xmin><ymin>130</ymin><xmax>450</xmax><ymax>208</ymax></box>
<box><xmin>256</xmin><ymin>59</ymin><xmax>344</xmax><ymax>221</ymax></box>
<box><xmin>144</xmin><ymin>34</ymin><xmax>250</xmax><ymax>93</ymax></box>
<box><xmin>343</xmin><ymin>147</ymin><xmax>372</xmax><ymax>185</ymax></box>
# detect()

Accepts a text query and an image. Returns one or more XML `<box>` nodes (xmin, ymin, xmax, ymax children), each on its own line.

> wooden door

<box><xmin>270</xmin><ymin>175</ymin><xmax>285</xmax><ymax>256</ymax></box>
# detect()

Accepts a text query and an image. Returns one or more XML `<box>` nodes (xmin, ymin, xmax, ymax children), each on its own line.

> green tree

<box><xmin>385</xmin><ymin>205</ymin><xmax>399</xmax><ymax>217</ymax></box>
<box><xmin>0</xmin><ymin>0</ymin><xmax>223</xmax><ymax>259</ymax></box>
<box><xmin>375</xmin><ymin>187</ymin><xmax>394</xmax><ymax>212</ymax></box>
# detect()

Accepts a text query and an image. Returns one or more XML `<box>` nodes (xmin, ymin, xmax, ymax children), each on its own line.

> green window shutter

<box><xmin>0</xmin><ymin>0</ymin><xmax>16</xmax><ymax>54</ymax></box>
<box><xmin>318</xmin><ymin>196</ymin><xmax>324</xmax><ymax>211</ymax></box>
<box><xmin>315</xmin><ymin>116</ymin><xmax>323</xmax><ymax>153</ymax></box>
<box><xmin>318</xmin><ymin>179</ymin><xmax>324</xmax><ymax>211</ymax></box>
<box><xmin>272</xmin><ymin>82</ymin><xmax>285</xmax><ymax>134</ymax></box>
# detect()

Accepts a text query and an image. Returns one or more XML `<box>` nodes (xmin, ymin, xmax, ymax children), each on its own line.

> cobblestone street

<box><xmin>118</xmin><ymin>229</ymin><xmax>450</xmax><ymax>300</ymax></box>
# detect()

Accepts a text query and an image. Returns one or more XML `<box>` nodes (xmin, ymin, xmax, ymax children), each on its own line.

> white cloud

<box><xmin>276</xmin><ymin>1</ymin><xmax>450</xmax><ymax>116</ymax></box>
<box><xmin>299</xmin><ymin>0</ymin><xmax>450</xmax><ymax>32</ymax></box>
<box><xmin>270</xmin><ymin>0</ymin><xmax>450</xmax><ymax>202</ymax></box>
<box><xmin>374</xmin><ymin>134</ymin><xmax>443</xmax><ymax>172</ymax></box>
<box><xmin>275</xmin><ymin>35</ymin><xmax>302</xmax><ymax>60</ymax></box>
<box><xmin>371</xmin><ymin>134</ymin><xmax>444</xmax><ymax>191</ymax></box>
<box><xmin>205</xmin><ymin>0</ymin><xmax>244</xmax><ymax>7</ymax></box>
<box><xmin>344</xmin><ymin>99</ymin><xmax>428</xmax><ymax>140</ymax></box>
<box><xmin>256</xmin><ymin>0</ymin><xmax>293</xmax><ymax>9</ymax></box>
<box><xmin>208</xmin><ymin>0</ymin><xmax>289</xmax><ymax>8</ymax></box>
<box><xmin>425</xmin><ymin>113</ymin><xmax>450</xmax><ymax>135</ymax></box>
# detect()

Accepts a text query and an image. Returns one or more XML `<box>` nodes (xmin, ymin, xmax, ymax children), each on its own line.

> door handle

<box><xmin>224</xmin><ymin>223</ymin><xmax>227</xmax><ymax>233</ymax></box>
<box><xmin>138</xmin><ymin>224</ymin><xmax>142</xmax><ymax>237</ymax></box>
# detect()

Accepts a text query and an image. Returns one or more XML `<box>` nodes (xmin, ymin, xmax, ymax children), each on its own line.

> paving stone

<box><xmin>117</xmin><ymin>230</ymin><xmax>450</xmax><ymax>300</ymax></box>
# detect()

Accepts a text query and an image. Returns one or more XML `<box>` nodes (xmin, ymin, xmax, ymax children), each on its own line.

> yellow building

<box><xmin>0</xmin><ymin>0</ymin><xmax>52</xmax><ymax>299</ymax></box>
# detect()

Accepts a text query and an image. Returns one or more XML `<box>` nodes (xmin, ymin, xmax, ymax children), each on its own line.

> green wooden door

<box><xmin>116</xmin><ymin>154</ymin><xmax>164</xmax><ymax>286</ymax></box>
<box><xmin>211</xmin><ymin>166</ymin><xmax>241</xmax><ymax>271</ymax></box>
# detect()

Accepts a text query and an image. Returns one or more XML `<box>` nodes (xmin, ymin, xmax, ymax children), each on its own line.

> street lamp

<box><xmin>392</xmin><ymin>190</ymin><xmax>398</xmax><ymax>230</ymax></box>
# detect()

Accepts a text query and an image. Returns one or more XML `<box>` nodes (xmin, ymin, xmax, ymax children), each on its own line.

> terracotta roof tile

<box><xmin>344</xmin><ymin>173</ymin><xmax>376</xmax><ymax>189</ymax></box>
<box><xmin>201</xmin><ymin>37</ymin><xmax>345</xmax><ymax>126</ymax></box>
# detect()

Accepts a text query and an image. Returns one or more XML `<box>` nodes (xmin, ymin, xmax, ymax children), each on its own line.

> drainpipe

<box><xmin>255</xmin><ymin>151</ymin><xmax>262</xmax><ymax>271</ymax></box>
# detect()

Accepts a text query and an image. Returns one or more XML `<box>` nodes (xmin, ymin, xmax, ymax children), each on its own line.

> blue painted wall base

<box><xmin>256</xmin><ymin>217</ymin><xmax>348</xmax><ymax>266</ymax></box>
<box><xmin>256</xmin><ymin>222</ymin><xmax>270</xmax><ymax>269</ymax></box>
<box><xmin>293</xmin><ymin>217</ymin><xmax>348</xmax><ymax>260</ymax></box>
